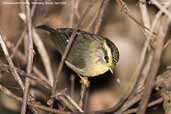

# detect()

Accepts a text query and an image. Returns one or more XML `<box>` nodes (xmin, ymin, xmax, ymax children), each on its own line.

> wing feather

<box><xmin>37</xmin><ymin>25</ymin><xmax>101</xmax><ymax>69</ymax></box>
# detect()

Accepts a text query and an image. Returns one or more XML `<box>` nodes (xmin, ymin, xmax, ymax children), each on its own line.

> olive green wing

<box><xmin>36</xmin><ymin>25</ymin><xmax>68</xmax><ymax>54</ymax></box>
<box><xmin>66</xmin><ymin>34</ymin><xmax>92</xmax><ymax>69</ymax></box>
<box><xmin>37</xmin><ymin>25</ymin><xmax>99</xmax><ymax>69</ymax></box>
<box><xmin>55</xmin><ymin>28</ymin><xmax>99</xmax><ymax>69</ymax></box>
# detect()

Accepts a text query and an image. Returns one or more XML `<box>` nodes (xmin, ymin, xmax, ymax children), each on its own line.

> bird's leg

<box><xmin>78</xmin><ymin>75</ymin><xmax>90</xmax><ymax>109</ymax></box>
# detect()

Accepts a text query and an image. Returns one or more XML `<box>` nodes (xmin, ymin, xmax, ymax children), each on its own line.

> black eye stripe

<box><xmin>105</xmin><ymin>38</ymin><xmax>119</xmax><ymax>63</ymax></box>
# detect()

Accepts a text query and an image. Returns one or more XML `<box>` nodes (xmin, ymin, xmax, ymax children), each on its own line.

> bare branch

<box><xmin>94</xmin><ymin>0</ymin><xmax>109</xmax><ymax>34</ymax></box>
<box><xmin>136</xmin><ymin>2</ymin><xmax>170</xmax><ymax>93</ymax></box>
<box><xmin>124</xmin><ymin>98</ymin><xmax>163</xmax><ymax>114</ymax></box>
<box><xmin>150</xmin><ymin>0</ymin><xmax>171</xmax><ymax>20</ymax></box>
<box><xmin>0</xmin><ymin>34</ymin><xmax>24</xmax><ymax>90</ymax></box>
<box><xmin>116</xmin><ymin>0</ymin><xmax>157</xmax><ymax>36</ymax></box>
<box><xmin>52</xmin><ymin>90</ymin><xmax>84</xmax><ymax>113</ymax></box>
<box><xmin>6</xmin><ymin>42</ymin><xmax>50</xmax><ymax>85</ymax></box>
<box><xmin>164</xmin><ymin>38</ymin><xmax>171</xmax><ymax>49</ymax></box>
<box><xmin>51</xmin><ymin>2</ymin><xmax>93</xmax><ymax>99</ymax></box>
<box><xmin>0</xmin><ymin>84</ymin><xmax>69</xmax><ymax>114</ymax></box>
<box><xmin>70</xmin><ymin>0</ymin><xmax>81</xmax><ymax>27</ymax></box>
<box><xmin>21</xmin><ymin>0</ymin><xmax>34</xmax><ymax>113</ymax></box>
<box><xmin>0</xmin><ymin>63</ymin><xmax>51</xmax><ymax>89</ymax></box>
<box><xmin>137</xmin><ymin>15</ymin><xmax>170</xmax><ymax>114</ymax></box>
<box><xmin>33</xmin><ymin>28</ymin><xmax>54</xmax><ymax>86</ymax></box>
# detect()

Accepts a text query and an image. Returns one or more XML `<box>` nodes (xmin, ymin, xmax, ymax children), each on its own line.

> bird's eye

<box><xmin>101</xmin><ymin>48</ymin><xmax>109</xmax><ymax>63</ymax></box>
<box><xmin>104</xmin><ymin>55</ymin><xmax>109</xmax><ymax>63</ymax></box>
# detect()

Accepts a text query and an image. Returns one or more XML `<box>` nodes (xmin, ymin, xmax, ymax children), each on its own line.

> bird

<box><xmin>37</xmin><ymin>25</ymin><xmax>119</xmax><ymax>108</ymax></box>
<box><xmin>36</xmin><ymin>25</ymin><xmax>119</xmax><ymax>78</ymax></box>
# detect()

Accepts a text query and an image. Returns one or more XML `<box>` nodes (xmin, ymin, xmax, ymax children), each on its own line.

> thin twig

<box><xmin>86</xmin><ymin>0</ymin><xmax>105</xmax><ymax>32</ymax></box>
<box><xmin>91</xmin><ymin>1</ymin><xmax>154</xmax><ymax>113</ymax></box>
<box><xmin>116</xmin><ymin>0</ymin><xmax>157</xmax><ymax>36</ymax></box>
<box><xmin>136</xmin><ymin>2</ymin><xmax>169</xmax><ymax>93</ymax></box>
<box><xmin>70</xmin><ymin>0</ymin><xmax>75</xmax><ymax>27</ymax></box>
<box><xmin>69</xmin><ymin>0</ymin><xmax>80</xmax><ymax>98</ymax></box>
<box><xmin>6</xmin><ymin>42</ymin><xmax>50</xmax><ymax>85</ymax></box>
<box><xmin>0</xmin><ymin>84</ymin><xmax>69</xmax><ymax>114</ymax></box>
<box><xmin>0</xmin><ymin>34</ymin><xmax>24</xmax><ymax>90</ymax></box>
<box><xmin>124</xmin><ymin>97</ymin><xmax>163</xmax><ymax>114</ymax></box>
<box><xmin>104</xmin><ymin>0</ymin><xmax>152</xmax><ymax>112</ymax></box>
<box><xmin>21</xmin><ymin>0</ymin><xmax>34</xmax><ymax>113</ymax></box>
<box><xmin>137</xmin><ymin>15</ymin><xmax>169</xmax><ymax>114</ymax></box>
<box><xmin>112</xmin><ymin>78</ymin><xmax>162</xmax><ymax>114</ymax></box>
<box><xmin>150</xmin><ymin>0</ymin><xmax>171</xmax><ymax>20</ymax></box>
<box><xmin>10</xmin><ymin>30</ymin><xmax>26</xmax><ymax>58</ymax></box>
<box><xmin>114</xmin><ymin>93</ymin><xmax>142</xmax><ymax>114</ymax></box>
<box><xmin>163</xmin><ymin>38</ymin><xmax>171</xmax><ymax>49</ymax></box>
<box><xmin>92</xmin><ymin>1</ymin><xmax>167</xmax><ymax>114</ymax></box>
<box><xmin>52</xmin><ymin>89</ymin><xmax>84</xmax><ymax>113</ymax></box>
<box><xmin>115</xmin><ymin>1</ymin><xmax>163</xmax><ymax>113</ymax></box>
<box><xmin>65</xmin><ymin>94</ymin><xmax>84</xmax><ymax>113</ymax></box>
<box><xmin>19</xmin><ymin>8</ymin><xmax>54</xmax><ymax>87</ymax></box>
<box><xmin>94</xmin><ymin>0</ymin><xmax>109</xmax><ymax>34</ymax></box>
<box><xmin>32</xmin><ymin>28</ymin><xmax>54</xmax><ymax>86</ymax></box>
<box><xmin>157</xmin><ymin>70</ymin><xmax>171</xmax><ymax>114</ymax></box>
<box><xmin>108</xmin><ymin>74</ymin><xmax>163</xmax><ymax>114</ymax></box>
<box><xmin>0</xmin><ymin>63</ymin><xmax>51</xmax><ymax>89</ymax></box>
<box><xmin>11</xmin><ymin>0</ymin><xmax>37</xmax><ymax>58</ymax></box>
<box><xmin>70</xmin><ymin>0</ymin><xmax>80</xmax><ymax>27</ymax></box>
<box><xmin>139</xmin><ymin>0</ymin><xmax>151</xmax><ymax>36</ymax></box>
<box><xmin>51</xmin><ymin>3</ymin><xmax>93</xmax><ymax>106</ymax></box>
<box><xmin>133</xmin><ymin>0</ymin><xmax>152</xmax><ymax>94</ymax></box>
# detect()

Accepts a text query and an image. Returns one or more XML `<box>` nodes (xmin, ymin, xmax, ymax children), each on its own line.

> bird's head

<box><xmin>100</xmin><ymin>38</ymin><xmax>119</xmax><ymax>74</ymax></box>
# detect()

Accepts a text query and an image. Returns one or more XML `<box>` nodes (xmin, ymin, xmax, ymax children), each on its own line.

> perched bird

<box><xmin>36</xmin><ymin>25</ymin><xmax>119</xmax><ymax>78</ymax></box>
<box><xmin>37</xmin><ymin>25</ymin><xmax>120</xmax><ymax>108</ymax></box>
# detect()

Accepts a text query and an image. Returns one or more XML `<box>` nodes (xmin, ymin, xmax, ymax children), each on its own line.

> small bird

<box><xmin>37</xmin><ymin>25</ymin><xmax>120</xmax><ymax>108</ymax></box>
<box><xmin>37</xmin><ymin>25</ymin><xmax>119</xmax><ymax>78</ymax></box>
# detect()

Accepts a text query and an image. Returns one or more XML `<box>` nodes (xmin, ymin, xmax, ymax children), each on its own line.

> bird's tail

<box><xmin>36</xmin><ymin>25</ymin><xmax>67</xmax><ymax>54</ymax></box>
<box><xmin>36</xmin><ymin>25</ymin><xmax>57</xmax><ymax>34</ymax></box>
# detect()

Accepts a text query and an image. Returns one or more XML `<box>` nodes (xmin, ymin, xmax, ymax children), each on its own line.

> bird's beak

<box><xmin>109</xmin><ymin>68</ymin><xmax>121</xmax><ymax>84</ymax></box>
<box><xmin>109</xmin><ymin>68</ymin><xmax>113</xmax><ymax>74</ymax></box>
